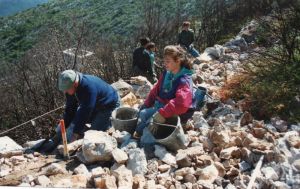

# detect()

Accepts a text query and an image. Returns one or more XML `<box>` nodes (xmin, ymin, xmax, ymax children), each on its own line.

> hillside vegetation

<box><xmin>0</xmin><ymin>0</ymin><xmax>193</xmax><ymax>62</ymax></box>
<box><xmin>0</xmin><ymin>0</ymin><xmax>48</xmax><ymax>17</ymax></box>
<box><xmin>0</xmin><ymin>0</ymin><xmax>299</xmax><ymax>140</ymax></box>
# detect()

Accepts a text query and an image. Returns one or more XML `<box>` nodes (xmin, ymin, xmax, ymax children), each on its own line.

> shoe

<box><xmin>132</xmin><ymin>131</ymin><xmax>141</xmax><ymax>139</ymax></box>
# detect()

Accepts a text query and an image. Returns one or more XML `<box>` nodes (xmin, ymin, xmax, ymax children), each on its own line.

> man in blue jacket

<box><xmin>41</xmin><ymin>70</ymin><xmax>120</xmax><ymax>152</ymax></box>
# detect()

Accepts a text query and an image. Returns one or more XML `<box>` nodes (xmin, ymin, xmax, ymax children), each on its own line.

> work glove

<box><xmin>153</xmin><ymin>112</ymin><xmax>166</xmax><ymax>124</ymax></box>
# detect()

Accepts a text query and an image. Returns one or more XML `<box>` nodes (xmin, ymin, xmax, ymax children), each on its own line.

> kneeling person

<box><xmin>134</xmin><ymin>45</ymin><xmax>195</xmax><ymax>138</ymax></box>
<box><xmin>42</xmin><ymin>70</ymin><xmax>120</xmax><ymax>152</ymax></box>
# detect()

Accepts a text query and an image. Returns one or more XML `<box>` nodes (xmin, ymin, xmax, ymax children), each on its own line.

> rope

<box><xmin>0</xmin><ymin>105</ymin><xmax>65</xmax><ymax>136</ymax></box>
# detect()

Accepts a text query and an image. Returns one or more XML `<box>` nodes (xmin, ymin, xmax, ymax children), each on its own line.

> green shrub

<box><xmin>228</xmin><ymin>6</ymin><xmax>300</xmax><ymax>122</ymax></box>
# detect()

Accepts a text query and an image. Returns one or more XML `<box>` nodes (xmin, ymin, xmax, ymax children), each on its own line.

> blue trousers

<box><xmin>135</xmin><ymin>101</ymin><xmax>164</xmax><ymax>135</ymax></box>
<box><xmin>188</xmin><ymin>47</ymin><xmax>200</xmax><ymax>57</ymax></box>
<box><xmin>56</xmin><ymin>98</ymin><xmax>120</xmax><ymax>142</ymax></box>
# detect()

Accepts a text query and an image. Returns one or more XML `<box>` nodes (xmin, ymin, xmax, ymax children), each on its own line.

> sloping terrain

<box><xmin>0</xmin><ymin>0</ymin><xmax>193</xmax><ymax>62</ymax></box>
<box><xmin>0</xmin><ymin>21</ymin><xmax>299</xmax><ymax>189</ymax></box>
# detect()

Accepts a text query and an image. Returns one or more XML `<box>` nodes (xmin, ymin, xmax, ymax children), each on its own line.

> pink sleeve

<box><xmin>158</xmin><ymin>82</ymin><xmax>192</xmax><ymax>118</ymax></box>
<box><xmin>144</xmin><ymin>74</ymin><xmax>163</xmax><ymax>107</ymax></box>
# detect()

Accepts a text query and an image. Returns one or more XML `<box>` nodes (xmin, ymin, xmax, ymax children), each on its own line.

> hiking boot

<box><xmin>40</xmin><ymin>134</ymin><xmax>61</xmax><ymax>153</ymax></box>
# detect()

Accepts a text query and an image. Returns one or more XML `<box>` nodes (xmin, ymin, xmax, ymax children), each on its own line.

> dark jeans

<box><xmin>55</xmin><ymin>95</ymin><xmax>121</xmax><ymax>142</ymax></box>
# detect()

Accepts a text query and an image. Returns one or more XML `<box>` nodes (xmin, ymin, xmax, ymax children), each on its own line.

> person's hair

<box><xmin>145</xmin><ymin>42</ymin><xmax>155</xmax><ymax>50</ymax></box>
<box><xmin>182</xmin><ymin>21</ymin><xmax>191</xmax><ymax>27</ymax></box>
<box><xmin>163</xmin><ymin>45</ymin><xmax>193</xmax><ymax>70</ymax></box>
<box><xmin>140</xmin><ymin>37</ymin><xmax>150</xmax><ymax>46</ymax></box>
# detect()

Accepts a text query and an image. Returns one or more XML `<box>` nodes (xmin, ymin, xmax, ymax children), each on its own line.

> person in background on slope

<box><xmin>143</xmin><ymin>42</ymin><xmax>158</xmax><ymax>83</ymax></box>
<box><xmin>132</xmin><ymin>37</ymin><xmax>157</xmax><ymax>84</ymax></box>
<box><xmin>41</xmin><ymin>70</ymin><xmax>120</xmax><ymax>152</ymax></box>
<box><xmin>133</xmin><ymin>45</ymin><xmax>196</xmax><ymax>138</ymax></box>
<box><xmin>178</xmin><ymin>21</ymin><xmax>200</xmax><ymax>58</ymax></box>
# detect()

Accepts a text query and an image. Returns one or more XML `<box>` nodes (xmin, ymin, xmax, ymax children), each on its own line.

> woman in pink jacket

<box><xmin>134</xmin><ymin>45</ymin><xmax>195</xmax><ymax>138</ymax></box>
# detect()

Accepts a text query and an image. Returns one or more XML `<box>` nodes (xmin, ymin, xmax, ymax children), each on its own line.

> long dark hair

<box><xmin>163</xmin><ymin>45</ymin><xmax>193</xmax><ymax>70</ymax></box>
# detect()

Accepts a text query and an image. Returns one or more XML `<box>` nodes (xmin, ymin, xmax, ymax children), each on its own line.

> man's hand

<box><xmin>153</xmin><ymin>112</ymin><xmax>166</xmax><ymax>124</ymax></box>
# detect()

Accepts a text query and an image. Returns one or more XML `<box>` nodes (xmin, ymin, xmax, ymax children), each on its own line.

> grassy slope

<box><xmin>0</xmin><ymin>0</ymin><xmax>49</xmax><ymax>16</ymax></box>
<box><xmin>0</xmin><ymin>0</ymin><xmax>190</xmax><ymax>62</ymax></box>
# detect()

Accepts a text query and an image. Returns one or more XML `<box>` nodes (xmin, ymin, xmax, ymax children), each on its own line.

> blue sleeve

<box><xmin>63</xmin><ymin>94</ymin><xmax>78</xmax><ymax>127</ymax></box>
<box><xmin>72</xmin><ymin>86</ymin><xmax>97</xmax><ymax>134</ymax></box>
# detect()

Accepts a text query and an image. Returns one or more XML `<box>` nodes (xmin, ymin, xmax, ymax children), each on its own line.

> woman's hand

<box><xmin>139</xmin><ymin>104</ymin><xmax>147</xmax><ymax>111</ymax></box>
<box><xmin>153</xmin><ymin>112</ymin><xmax>166</xmax><ymax>123</ymax></box>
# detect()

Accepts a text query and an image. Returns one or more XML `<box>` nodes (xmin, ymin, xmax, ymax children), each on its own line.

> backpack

<box><xmin>193</xmin><ymin>86</ymin><xmax>207</xmax><ymax>111</ymax></box>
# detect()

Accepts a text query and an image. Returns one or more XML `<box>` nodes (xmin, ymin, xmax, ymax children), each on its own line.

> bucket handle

<box><xmin>149</xmin><ymin>121</ymin><xmax>178</xmax><ymax>128</ymax></box>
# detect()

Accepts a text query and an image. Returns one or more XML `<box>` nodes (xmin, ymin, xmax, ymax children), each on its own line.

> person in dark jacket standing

<box><xmin>40</xmin><ymin>70</ymin><xmax>120</xmax><ymax>152</ymax></box>
<box><xmin>143</xmin><ymin>42</ymin><xmax>158</xmax><ymax>83</ymax></box>
<box><xmin>178</xmin><ymin>21</ymin><xmax>200</xmax><ymax>57</ymax></box>
<box><xmin>132</xmin><ymin>37</ymin><xmax>157</xmax><ymax>83</ymax></box>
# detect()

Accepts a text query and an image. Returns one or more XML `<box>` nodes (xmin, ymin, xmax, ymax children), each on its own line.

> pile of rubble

<box><xmin>0</xmin><ymin>20</ymin><xmax>299</xmax><ymax>189</ymax></box>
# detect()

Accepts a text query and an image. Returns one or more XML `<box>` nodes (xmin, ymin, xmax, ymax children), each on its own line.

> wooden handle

<box><xmin>60</xmin><ymin>119</ymin><xmax>70</xmax><ymax>160</ymax></box>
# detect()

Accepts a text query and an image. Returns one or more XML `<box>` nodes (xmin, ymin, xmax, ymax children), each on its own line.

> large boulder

<box><xmin>0</xmin><ymin>136</ymin><xmax>23</xmax><ymax>158</ymax></box>
<box><xmin>74</xmin><ymin>164</ymin><xmax>91</xmax><ymax>178</ymax></box>
<box><xmin>121</xmin><ymin>92</ymin><xmax>139</xmax><ymax>107</ymax></box>
<box><xmin>225</xmin><ymin>37</ymin><xmax>248</xmax><ymax>51</ymax></box>
<box><xmin>111</xmin><ymin>79</ymin><xmax>133</xmax><ymax>98</ymax></box>
<box><xmin>271</xmin><ymin>117</ymin><xmax>288</xmax><ymax>132</ymax></box>
<box><xmin>23</xmin><ymin>139</ymin><xmax>46</xmax><ymax>149</ymax></box>
<box><xmin>0</xmin><ymin>164</ymin><xmax>12</xmax><ymax>177</ymax></box>
<box><xmin>238</xmin><ymin>20</ymin><xmax>258</xmax><ymax>43</ymax></box>
<box><xmin>111</xmin><ymin>165</ymin><xmax>133</xmax><ymax>188</ymax></box>
<box><xmin>204</xmin><ymin>45</ymin><xmax>225</xmax><ymax>59</ymax></box>
<box><xmin>78</xmin><ymin>130</ymin><xmax>117</xmax><ymax>163</ymax></box>
<box><xmin>195</xmin><ymin>164</ymin><xmax>219</xmax><ymax>184</ymax></box>
<box><xmin>42</xmin><ymin>163</ymin><xmax>68</xmax><ymax>176</ymax></box>
<box><xmin>35</xmin><ymin>175</ymin><xmax>52</xmax><ymax>187</ymax></box>
<box><xmin>135</xmin><ymin>82</ymin><xmax>153</xmax><ymax>99</ymax></box>
<box><xmin>127</xmin><ymin>148</ymin><xmax>148</xmax><ymax>175</ymax></box>
<box><xmin>154</xmin><ymin>145</ymin><xmax>176</xmax><ymax>166</ymax></box>
<box><xmin>94</xmin><ymin>175</ymin><xmax>117</xmax><ymax>189</ymax></box>
<box><xmin>57</xmin><ymin>139</ymin><xmax>83</xmax><ymax>155</ymax></box>
<box><xmin>197</xmin><ymin>53</ymin><xmax>213</xmax><ymax>62</ymax></box>
<box><xmin>112</xmin><ymin>148</ymin><xmax>128</xmax><ymax>164</ymax></box>
<box><xmin>210</xmin><ymin>127</ymin><xmax>230</xmax><ymax>146</ymax></box>
<box><xmin>130</xmin><ymin>76</ymin><xmax>150</xmax><ymax>86</ymax></box>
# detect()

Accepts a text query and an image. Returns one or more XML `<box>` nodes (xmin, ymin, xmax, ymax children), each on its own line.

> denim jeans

<box><xmin>55</xmin><ymin>95</ymin><xmax>121</xmax><ymax>143</ymax></box>
<box><xmin>188</xmin><ymin>47</ymin><xmax>200</xmax><ymax>57</ymax></box>
<box><xmin>135</xmin><ymin>101</ymin><xmax>164</xmax><ymax>135</ymax></box>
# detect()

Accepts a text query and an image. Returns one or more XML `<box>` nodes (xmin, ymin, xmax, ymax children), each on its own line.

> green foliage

<box><xmin>229</xmin><ymin>5</ymin><xmax>300</xmax><ymax>122</ymax></box>
<box><xmin>0</xmin><ymin>0</ymin><xmax>193</xmax><ymax>63</ymax></box>
<box><xmin>238</xmin><ymin>56</ymin><xmax>300</xmax><ymax>122</ymax></box>
<box><xmin>0</xmin><ymin>0</ymin><xmax>48</xmax><ymax>17</ymax></box>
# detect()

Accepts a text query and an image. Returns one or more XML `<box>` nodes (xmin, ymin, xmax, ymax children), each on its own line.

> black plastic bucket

<box><xmin>111</xmin><ymin>107</ymin><xmax>138</xmax><ymax>134</ymax></box>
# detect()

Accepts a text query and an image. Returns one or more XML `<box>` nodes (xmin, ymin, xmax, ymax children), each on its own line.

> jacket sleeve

<box><xmin>158</xmin><ymin>81</ymin><xmax>192</xmax><ymax>118</ymax></box>
<box><xmin>144</xmin><ymin>74</ymin><xmax>163</xmax><ymax>107</ymax></box>
<box><xmin>143</xmin><ymin>50</ymin><xmax>153</xmax><ymax>74</ymax></box>
<box><xmin>63</xmin><ymin>94</ymin><xmax>78</xmax><ymax>127</ymax></box>
<box><xmin>72</xmin><ymin>87</ymin><xmax>97</xmax><ymax>135</ymax></box>
<box><xmin>188</xmin><ymin>30</ymin><xmax>195</xmax><ymax>46</ymax></box>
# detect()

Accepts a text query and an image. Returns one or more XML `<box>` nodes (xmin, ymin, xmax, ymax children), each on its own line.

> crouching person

<box><xmin>133</xmin><ymin>45</ymin><xmax>195</xmax><ymax>139</ymax></box>
<box><xmin>42</xmin><ymin>70</ymin><xmax>120</xmax><ymax>152</ymax></box>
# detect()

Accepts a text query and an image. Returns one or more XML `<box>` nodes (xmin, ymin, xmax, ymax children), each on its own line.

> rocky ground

<box><xmin>0</xmin><ymin>20</ymin><xmax>299</xmax><ymax>189</ymax></box>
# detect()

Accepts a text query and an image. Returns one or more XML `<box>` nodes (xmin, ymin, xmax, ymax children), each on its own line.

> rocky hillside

<box><xmin>0</xmin><ymin>21</ymin><xmax>299</xmax><ymax>188</ymax></box>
